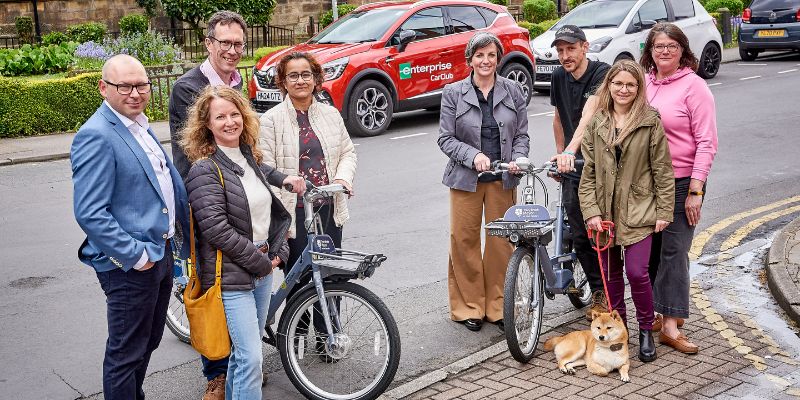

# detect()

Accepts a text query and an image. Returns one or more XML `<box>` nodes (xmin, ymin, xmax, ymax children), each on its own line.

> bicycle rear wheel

<box><xmin>504</xmin><ymin>246</ymin><xmax>544</xmax><ymax>363</ymax></box>
<box><xmin>277</xmin><ymin>282</ymin><xmax>401</xmax><ymax>400</ymax></box>
<box><xmin>567</xmin><ymin>258</ymin><xmax>592</xmax><ymax>309</ymax></box>
<box><xmin>166</xmin><ymin>281</ymin><xmax>190</xmax><ymax>344</ymax></box>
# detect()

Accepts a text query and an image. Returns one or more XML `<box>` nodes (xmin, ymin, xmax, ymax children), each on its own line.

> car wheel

<box><xmin>501</xmin><ymin>63</ymin><xmax>533</xmax><ymax>105</ymax></box>
<box><xmin>346</xmin><ymin>80</ymin><xmax>394</xmax><ymax>137</ymax></box>
<box><xmin>739</xmin><ymin>47</ymin><xmax>759</xmax><ymax>61</ymax></box>
<box><xmin>698</xmin><ymin>43</ymin><xmax>721</xmax><ymax>79</ymax></box>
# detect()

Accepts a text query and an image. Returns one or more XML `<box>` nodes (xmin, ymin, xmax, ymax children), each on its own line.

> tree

<box><xmin>160</xmin><ymin>0</ymin><xmax>278</xmax><ymax>38</ymax></box>
<box><xmin>136</xmin><ymin>0</ymin><xmax>160</xmax><ymax>18</ymax></box>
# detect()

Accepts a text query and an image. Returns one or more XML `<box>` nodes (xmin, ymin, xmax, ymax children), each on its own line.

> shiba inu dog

<box><xmin>543</xmin><ymin>310</ymin><xmax>631</xmax><ymax>382</ymax></box>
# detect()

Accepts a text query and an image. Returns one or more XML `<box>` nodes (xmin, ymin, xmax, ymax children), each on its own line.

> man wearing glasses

<box><xmin>168</xmin><ymin>10</ymin><xmax>247</xmax><ymax>400</ymax></box>
<box><xmin>169</xmin><ymin>10</ymin><xmax>248</xmax><ymax>179</ymax></box>
<box><xmin>71</xmin><ymin>54</ymin><xmax>190</xmax><ymax>400</ymax></box>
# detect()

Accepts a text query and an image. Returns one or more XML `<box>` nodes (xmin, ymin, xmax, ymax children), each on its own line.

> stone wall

<box><xmin>0</xmin><ymin>0</ymin><xmax>146</xmax><ymax>35</ymax></box>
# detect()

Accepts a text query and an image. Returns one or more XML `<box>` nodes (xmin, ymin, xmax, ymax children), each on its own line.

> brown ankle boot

<box><xmin>203</xmin><ymin>374</ymin><xmax>225</xmax><ymax>400</ymax></box>
<box><xmin>585</xmin><ymin>291</ymin><xmax>609</xmax><ymax>321</ymax></box>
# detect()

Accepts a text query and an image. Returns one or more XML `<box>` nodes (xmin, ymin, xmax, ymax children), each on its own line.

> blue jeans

<box><xmin>222</xmin><ymin>275</ymin><xmax>272</xmax><ymax>400</ymax></box>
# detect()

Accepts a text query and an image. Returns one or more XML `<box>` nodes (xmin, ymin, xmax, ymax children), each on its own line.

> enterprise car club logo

<box><xmin>399</xmin><ymin>61</ymin><xmax>453</xmax><ymax>80</ymax></box>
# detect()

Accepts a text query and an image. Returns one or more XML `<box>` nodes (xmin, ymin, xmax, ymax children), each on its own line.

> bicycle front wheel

<box><xmin>504</xmin><ymin>246</ymin><xmax>544</xmax><ymax>362</ymax></box>
<box><xmin>166</xmin><ymin>280</ymin><xmax>190</xmax><ymax>344</ymax></box>
<box><xmin>277</xmin><ymin>282</ymin><xmax>401</xmax><ymax>400</ymax></box>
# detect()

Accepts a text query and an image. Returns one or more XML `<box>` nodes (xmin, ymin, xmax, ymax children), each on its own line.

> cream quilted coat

<box><xmin>259</xmin><ymin>97</ymin><xmax>357</xmax><ymax>238</ymax></box>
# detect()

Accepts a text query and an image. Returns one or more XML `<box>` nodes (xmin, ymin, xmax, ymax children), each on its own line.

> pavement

<box><xmin>767</xmin><ymin>218</ymin><xmax>800</xmax><ymax>330</ymax></box>
<box><xmin>0</xmin><ymin>46</ymin><xmax>744</xmax><ymax>166</ymax></box>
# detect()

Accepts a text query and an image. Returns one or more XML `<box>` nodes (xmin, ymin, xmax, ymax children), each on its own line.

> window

<box><xmin>477</xmin><ymin>7</ymin><xmax>499</xmax><ymax>25</ymax></box>
<box><xmin>638</xmin><ymin>0</ymin><xmax>669</xmax><ymax>23</ymax></box>
<box><xmin>400</xmin><ymin>7</ymin><xmax>446</xmax><ymax>41</ymax></box>
<box><xmin>750</xmin><ymin>0</ymin><xmax>796</xmax><ymax>11</ymax></box>
<box><xmin>448</xmin><ymin>6</ymin><xmax>488</xmax><ymax>34</ymax></box>
<box><xmin>671</xmin><ymin>0</ymin><xmax>695</xmax><ymax>20</ymax></box>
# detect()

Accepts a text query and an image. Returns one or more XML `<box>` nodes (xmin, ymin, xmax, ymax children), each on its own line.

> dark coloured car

<box><xmin>739</xmin><ymin>0</ymin><xmax>800</xmax><ymax>60</ymax></box>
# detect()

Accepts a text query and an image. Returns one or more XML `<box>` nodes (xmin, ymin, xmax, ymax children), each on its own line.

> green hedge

<box><xmin>523</xmin><ymin>0</ymin><xmax>557</xmax><ymax>23</ymax></box>
<box><xmin>15</xmin><ymin>16</ymin><xmax>34</xmax><ymax>45</ymax></box>
<box><xmin>253</xmin><ymin>45</ymin><xmax>289</xmax><ymax>61</ymax></box>
<box><xmin>519</xmin><ymin>19</ymin><xmax>558</xmax><ymax>39</ymax></box>
<box><xmin>704</xmin><ymin>0</ymin><xmax>743</xmax><ymax>16</ymax></box>
<box><xmin>41</xmin><ymin>31</ymin><xmax>70</xmax><ymax>46</ymax></box>
<box><xmin>0</xmin><ymin>73</ymin><xmax>103</xmax><ymax>137</ymax></box>
<box><xmin>66</xmin><ymin>22</ymin><xmax>107</xmax><ymax>44</ymax></box>
<box><xmin>568</xmin><ymin>0</ymin><xmax>584</xmax><ymax>11</ymax></box>
<box><xmin>119</xmin><ymin>14</ymin><xmax>150</xmax><ymax>37</ymax></box>
<box><xmin>489</xmin><ymin>0</ymin><xmax>508</xmax><ymax>5</ymax></box>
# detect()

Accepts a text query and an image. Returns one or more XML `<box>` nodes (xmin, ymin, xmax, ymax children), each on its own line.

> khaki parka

<box><xmin>579</xmin><ymin>107</ymin><xmax>675</xmax><ymax>247</ymax></box>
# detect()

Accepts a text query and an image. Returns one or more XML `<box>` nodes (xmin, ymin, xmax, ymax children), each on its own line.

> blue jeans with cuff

<box><xmin>222</xmin><ymin>274</ymin><xmax>273</xmax><ymax>399</ymax></box>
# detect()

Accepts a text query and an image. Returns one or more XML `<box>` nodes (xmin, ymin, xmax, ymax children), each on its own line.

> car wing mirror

<box><xmin>627</xmin><ymin>19</ymin><xmax>657</xmax><ymax>33</ymax></box>
<box><xmin>397</xmin><ymin>29</ymin><xmax>416</xmax><ymax>52</ymax></box>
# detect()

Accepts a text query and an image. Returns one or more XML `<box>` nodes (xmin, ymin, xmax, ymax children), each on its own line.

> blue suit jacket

<box><xmin>71</xmin><ymin>103</ymin><xmax>191</xmax><ymax>272</ymax></box>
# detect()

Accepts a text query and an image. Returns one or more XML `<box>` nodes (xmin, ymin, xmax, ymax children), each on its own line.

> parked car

<box><xmin>529</xmin><ymin>0</ymin><xmax>723</xmax><ymax>92</ymax></box>
<box><xmin>249</xmin><ymin>0</ymin><xmax>535</xmax><ymax>137</ymax></box>
<box><xmin>738</xmin><ymin>0</ymin><xmax>800</xmax><ymax>61</ymax></box>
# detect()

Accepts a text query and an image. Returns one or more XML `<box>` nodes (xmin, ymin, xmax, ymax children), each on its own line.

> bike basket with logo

<box><xmin>485</xmin><ymin>205</ymin><xmax>553</xmax><ymax>238</ymax></box>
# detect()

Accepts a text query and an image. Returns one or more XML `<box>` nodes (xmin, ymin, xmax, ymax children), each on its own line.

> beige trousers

<box><xmin>448</xmin><ymin>181</ymin><xmax>515</xmax><ymax>322</ymax></box>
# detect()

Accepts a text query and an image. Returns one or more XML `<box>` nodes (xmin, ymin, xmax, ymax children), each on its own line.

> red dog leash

<box><xmin>587</xmin><ymin>221</ymin><xmax>615</xmax><ymax>312</ymax></box>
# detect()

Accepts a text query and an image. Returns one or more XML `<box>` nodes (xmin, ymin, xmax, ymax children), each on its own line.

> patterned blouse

<box><xmin>297</xmin><ymin>109</ymin><xmax>330</xmax><ymax>207</ymax></box>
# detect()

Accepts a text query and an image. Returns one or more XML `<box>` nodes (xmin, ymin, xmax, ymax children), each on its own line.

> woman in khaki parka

<box><xmin>578</xmin><ymin>60</ymin><xmax>675</xmax><ymax>363</ymax></box>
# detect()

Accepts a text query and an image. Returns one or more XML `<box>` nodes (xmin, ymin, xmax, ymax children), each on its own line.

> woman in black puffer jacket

<box><xmin>181</xmin><ymin>86</ymin><xmax>304</xmax><ymax>398</ymax></box>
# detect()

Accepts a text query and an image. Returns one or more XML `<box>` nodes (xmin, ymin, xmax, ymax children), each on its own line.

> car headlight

<box><xmin>588</xmin><ymin>36</ymin><xmax>612</xmax><ymax>54</ymax></box>
<box><xmin>323</xmin><ymin>57</ymin><xmax>349</xmax><ymax>81</ymax></box>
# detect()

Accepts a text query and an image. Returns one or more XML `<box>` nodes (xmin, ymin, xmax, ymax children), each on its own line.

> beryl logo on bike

<box><xmin>313</xmin><ymin>235</ymin><xmax>336</xmax><ymax>254</ymax></box>
<box><xmin>504</xmin><ymin>205</ymin><xmax>550</xmax><ymax>222</ymax></box>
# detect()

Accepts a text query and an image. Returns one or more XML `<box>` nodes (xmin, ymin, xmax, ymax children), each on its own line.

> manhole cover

<box><xmin>9</xmin><ymin>276</ymin><xmax>55</xmax><ymax>289</ymax></box>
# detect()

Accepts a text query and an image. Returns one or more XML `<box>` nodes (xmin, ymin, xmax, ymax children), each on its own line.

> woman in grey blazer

<box><xmin>437</xmin><ymin>32</ymin><xmax>530</xmax><ymax>332</ymax></box>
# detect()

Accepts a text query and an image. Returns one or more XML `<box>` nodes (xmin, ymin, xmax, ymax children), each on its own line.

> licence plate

<box><xmin>536</xmin><ymin>64</ymin><xmax>558</xmax><ymax>74</ymax></box>
<box><xmin>256</xmin><ymin>90</ymin><xmax>282</xmax><ymax>102</ymax></box>
<box><xmin>756</xmin><ymin>29</ymin><xmax>786</xmax><ymax>37</ymax></box>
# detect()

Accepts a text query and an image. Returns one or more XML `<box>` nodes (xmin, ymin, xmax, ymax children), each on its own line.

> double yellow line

<box><xmin>690</xmin><ymin>194</ymin><xmax>800</xmax><ymax>260</ymax></box>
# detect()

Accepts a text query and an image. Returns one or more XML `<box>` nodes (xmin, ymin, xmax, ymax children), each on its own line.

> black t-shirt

<box><xmin>550</xmin><ymin>60</ymin><xmax>610</xmax><ymax>179</ymax></box>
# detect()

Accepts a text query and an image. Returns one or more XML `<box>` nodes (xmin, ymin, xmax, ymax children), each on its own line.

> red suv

<box><xmin>249</xmin><ymin>0</ymin><xmax>535</xmax><ymax>137</ymax></box>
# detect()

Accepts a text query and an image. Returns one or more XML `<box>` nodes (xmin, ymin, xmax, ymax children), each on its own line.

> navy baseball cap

<box><xmin>550</xmin><ymin>25</ymin><xmax>588</xmax><ymax>47</ymax></box>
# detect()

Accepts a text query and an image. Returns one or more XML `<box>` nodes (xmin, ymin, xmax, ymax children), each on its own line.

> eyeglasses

<box><xmin>103</xmin><ymin>80</ymin><xmax>152</xmax><ymax>95</ymax></box>
<box><xmin>610</xmin><ymin>81</ymin><xmax>639</xmax><ymax>91</ymax></box>
<box><xmin>653</xmin><ymin>43</ymin><xmax>681</xmax><ymax>53</ymax></box>
<box><xmin>286</xmin><ymin>72</ymin><xmax>314</xmax><ymax>82</ymax></box>
<box><xmin>208</xmin><ymin>36</ymin><xmax>247</xmax><ymax>52</ymax></box>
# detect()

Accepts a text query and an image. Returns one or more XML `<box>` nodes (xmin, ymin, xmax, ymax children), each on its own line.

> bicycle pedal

<box><xmin>565</xmin><ymin>286</ymin><xmax>581</xmax><ymax>295</ymax></box>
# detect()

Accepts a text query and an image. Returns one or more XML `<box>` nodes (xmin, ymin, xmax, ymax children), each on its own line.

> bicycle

<box><xmin>483</xmin><ymin>157</ymin><xmax>592</xmax><ymax>362</ymax></box>
<box><xmin>167</xmin><ymin>181</ymin><xmax>400</xmax><ymax>400</ymax></box>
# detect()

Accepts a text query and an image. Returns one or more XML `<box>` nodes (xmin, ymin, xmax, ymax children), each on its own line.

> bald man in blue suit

<box><xmin>71</xmin><ymin>54</ymin><xmax>190</xmax><ymax>400</ymax></box>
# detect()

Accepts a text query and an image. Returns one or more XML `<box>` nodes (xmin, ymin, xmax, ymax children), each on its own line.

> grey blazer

<box><xmin>437</xmin><ymin>75</ymin><xmax>530</xmax><ymax>192</ymax></box>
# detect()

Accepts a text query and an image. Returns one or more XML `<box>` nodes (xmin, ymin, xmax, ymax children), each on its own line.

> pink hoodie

<box><xmin>646</xmin><ymin>68</ymin><xmax>718</xmax><ymax>181</ymax></box>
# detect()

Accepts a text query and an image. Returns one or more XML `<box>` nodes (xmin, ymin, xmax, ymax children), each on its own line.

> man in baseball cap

<box><xmin>551</xmin><ymin>24</ymin><xmax>588</xmax><ymax>47</ymax></box>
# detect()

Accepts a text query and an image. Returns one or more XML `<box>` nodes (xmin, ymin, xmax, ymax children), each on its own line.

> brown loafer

<box><xmin>660</xmin><ymin>332</ymin><xmax>699</xmax><ymax>354</ymax></box>
<box><xmin>651</xmin><ymin>314</ymin><xmax>685</xmax><ymax>332</ymax></box>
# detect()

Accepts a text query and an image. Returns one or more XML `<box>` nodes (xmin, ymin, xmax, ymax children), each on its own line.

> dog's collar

<box><xmin>610</xmin><ymin>343</ymin><xmax>624</xmax><ymax>352</ymax></box>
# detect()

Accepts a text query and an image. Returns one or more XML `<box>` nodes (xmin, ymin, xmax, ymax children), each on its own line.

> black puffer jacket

<box><xmin>186</xmin><ymin>145</ymin><xmax>292</xmax><ymax>291</ymax></box>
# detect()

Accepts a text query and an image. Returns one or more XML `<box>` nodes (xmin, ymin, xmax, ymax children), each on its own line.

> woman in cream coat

<box><xmin>259</xmin><ymin>52</ymin><xmax>356</xmax><ymax>301</ymax></box>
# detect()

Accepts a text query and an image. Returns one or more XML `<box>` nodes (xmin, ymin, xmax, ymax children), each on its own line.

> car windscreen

<box><xmin>749</xmin><ymin>0</ymin><xmax>798</xmax><ymax>11</ymax></box>
<box><xmin>552</xmin><ymin>0</ymin><xmax>637</xmax><ymax>30</ymax></box>
<box><xmin>309</xmin><ymin>9</ymin><xmax>406</xmax><ymax>44</ymax></box>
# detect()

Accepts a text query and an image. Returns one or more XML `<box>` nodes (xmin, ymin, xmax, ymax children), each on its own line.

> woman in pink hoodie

<box><xmin>640</xmin><ymin>23</ymin><xmax>718</xmax><ymax>354</ymax></box>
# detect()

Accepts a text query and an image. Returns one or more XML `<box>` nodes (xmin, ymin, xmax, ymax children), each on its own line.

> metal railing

<box><xmin>0</xmin><ymin>36</ymin><xmax>21</xmax><ymax>49</ymax></box>
<box><xmin>145</xmin><ymin>64</ymin><xmax>254</xmax><ymax>120</ymax></box>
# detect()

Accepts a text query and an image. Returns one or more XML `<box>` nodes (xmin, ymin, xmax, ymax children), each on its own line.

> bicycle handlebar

<box><xmin>283</xmin><ymin>180</ymin><xmax>350</xmax><ymax>198</ymax></box>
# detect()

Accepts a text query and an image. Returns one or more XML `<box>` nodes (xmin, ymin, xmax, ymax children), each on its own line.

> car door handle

<box><xmin>439</xmin><ymin>50</ymin><xmax>453</xmax><ymax>56</ymax></box>
<box><xmin>385</xmin><ymin>56</ymin><xmax>394</xmax><ymax>63</ymax></box>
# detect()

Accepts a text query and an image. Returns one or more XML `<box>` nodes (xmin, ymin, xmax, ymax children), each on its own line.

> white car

<box><xmin>530</xmin><ymin>0</ymin><xmax>722</xmax><ymax>92</ymax></box>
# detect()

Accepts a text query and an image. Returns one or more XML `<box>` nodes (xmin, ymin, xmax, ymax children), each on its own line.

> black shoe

<box><xmin>638</xmin><ymin>329</ymin><xmax>657</xmax><ymax>362</ymax></box>
<box><xmin>492</xmin><ymin>319</ymin><xmax>505</xmax><ymax>332</ymax></box>
<box><xmin>462</xmin><ymin>318</ymin><xmax>483</xmax><ymax>331</ymax></box>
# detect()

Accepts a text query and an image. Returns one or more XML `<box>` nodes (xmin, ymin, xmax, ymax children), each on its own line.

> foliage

<box><xmin>161</xmin><ymin>0</ymin><xmax>278</xmax><ymax>38</ymax></box>
<box><xmin>120</xmin><ymin>14</ymin><xmax>150</xmax><ymax>37</ymax></box>
<box><xmin>41</xmin><ymin>31</ymin><xmax>70</xmax><ymax>46</ymax></box>
<box><xmin>320</xmin><ymin>4</ymin><xmax>359</xmax><ymax>28</ymax></box>
<box><xmin>520</xmin><ymin>19</ymin><xmax>558</xmax><ymax>39</ymax></box>
<box><xmin>489</xmin><ymin>0</ymin><xmax>508</xmax><ymax>5</ymax></box>
<box><xmin>523</xmin><ymin>0</ymin><xmax>558</xmax><ymax>23</ymax></box>
<box><xmin>15</xmin><ymin>17</ymin><xmax>34</xmax><ymax>45</ymax></box>
<box><xmin>104</xmin><ymin>31</ymin><xmax>182</xmax><ymax>65</ymax></box>
<box><xmin>66</xmin><ymin>22</ymin><xmax>108</xmax><ymax>44</ymax></box>
<box><xmin>253</xmin><ymin>45</ymin><xmax>289</xmax><ymax>61</ymax></box>
<box><xmin>704</xmin><ymin>0</ymin><xmax>744</xmax><ymax>16</ymax></box>
<box><xmin>0</xmin><ymin>73</ymin><xmax>103</xmax><ymax>137</ymax></box>
<box><xmin>568</xmin><ymin>0</ymin><xmax>584</xmax><ymax>11</ymax></box>
<box><xmin>137</xmin><ymin>0</ymin><xmax>160</xmax><ymax>18</ymax></box>
<box><xmin>0</xmin><ymin>43</ymin><xmax>78</xmax><ymax>77</ymax></box>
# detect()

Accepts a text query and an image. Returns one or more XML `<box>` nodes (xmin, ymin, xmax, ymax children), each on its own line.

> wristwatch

<box><xmin>689</xmin><ymin>190</ymin><xmax>704</xmax><ymax>196</ymax></box>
